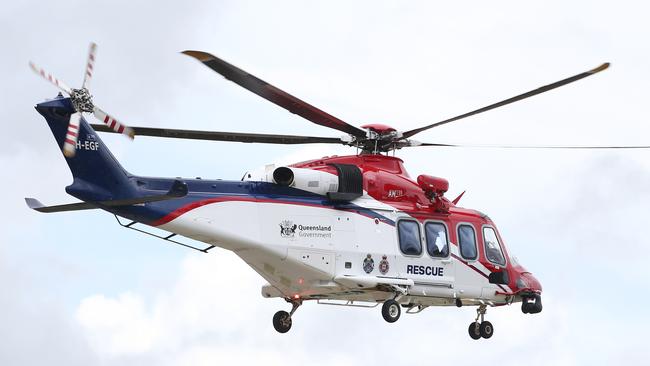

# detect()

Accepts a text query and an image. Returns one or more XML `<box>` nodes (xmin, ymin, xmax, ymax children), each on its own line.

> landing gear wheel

<box><xmin>468</xmin><ymin>322</ymin><xmax>481</xmax><ymax>340</ymax></box>
<box><xmin>272</xmin><ymin>310</ymin><xmax>292</xmax><ymax>333</ymax></box>
<box><xmin>382</xmin><ymin>299</ymin><xmax>401</xmax><ymax>323</ymax></box>
<box><xmin>479</xmin><ymin>321</ymin><xmax>494</xmax><ymax>339</ymax></box>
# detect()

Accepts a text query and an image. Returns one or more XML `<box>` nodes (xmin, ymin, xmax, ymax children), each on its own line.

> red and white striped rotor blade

<box><xmin>82</xmin><ymin>42</ymin><xmax>97</xmax><ymax>89</ymax></box>
<box><xmin>29</xmin><ymin>62</ymin><xmax>72</xmax><ymax>95</ymax></box>
<box><xmin>93</xmin><ymin>106</ymin><xmax>134</xmax><ymax>139</ymax></box>
<box><xmin>63</xmin><ymin>112</ymin><xmax>82</xmax><ymax>157</ymax></box>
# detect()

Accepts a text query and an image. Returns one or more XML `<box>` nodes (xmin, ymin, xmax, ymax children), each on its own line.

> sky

<box><xmin>2</xmin><ymin>1</ymin><xmax>649</xmax><ymax>365</ymax></box>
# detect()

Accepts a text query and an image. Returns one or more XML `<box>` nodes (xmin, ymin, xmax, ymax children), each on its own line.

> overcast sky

<box><xmin>2</xmin><ymin>1</ymin><xmax>649</xmax><ymax>365</ymax></box>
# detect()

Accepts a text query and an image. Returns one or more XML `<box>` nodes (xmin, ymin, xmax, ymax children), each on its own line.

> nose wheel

<box><xmin>468</xmin><ymin>305</ymin><xmax>494</xmax><ymax>340</ymax></box>
<box><xmin>272</xmin><ymin>299</ymin><xmax>301</xmax><ymax>334</ymax></box>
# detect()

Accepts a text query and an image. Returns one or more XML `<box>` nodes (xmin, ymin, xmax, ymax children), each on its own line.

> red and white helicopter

<box><xmin>27</xmin><ymin>44</ymin><xmax>647</xmax><ymax>339</ymax></box>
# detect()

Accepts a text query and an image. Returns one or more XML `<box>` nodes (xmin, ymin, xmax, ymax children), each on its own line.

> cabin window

<box><xmin>425</xmin><ymin>222</ymin><xmax>449</xmax><ymax>258</ymax></box>
<box><xmin>483</xmin><ymin>227</ymin><xmax>506</xmax><ymax>266</ymax></box>
<box><xmin>458</xmin><ymin>224</ymin><xmax>477</xmax><ymax>260</ymax></box>
<box><xmin>398</xmin><ymin>220</ymin><xmax>422</xmax><ymax>256</ymax></box>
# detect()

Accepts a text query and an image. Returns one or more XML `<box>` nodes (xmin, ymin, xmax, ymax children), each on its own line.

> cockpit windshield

<box><xmin>483</xmin><ymin>227</ymin><xmax>506</xmax><ymax>266</ymax></box>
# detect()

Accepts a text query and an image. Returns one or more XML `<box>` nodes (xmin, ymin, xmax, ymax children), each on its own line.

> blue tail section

<box><xmin>35</xmin><ymin>94</ymin><xmax>137</xmax><ymax>202</ymax></box>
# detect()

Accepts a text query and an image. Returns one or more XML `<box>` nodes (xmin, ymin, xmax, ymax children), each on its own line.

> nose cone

<box><xmin>517</xmin><ymin>271</ymin><xmax>543</xmax><ymax>293</ymax></box>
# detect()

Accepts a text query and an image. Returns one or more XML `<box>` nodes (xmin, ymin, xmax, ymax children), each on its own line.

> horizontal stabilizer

<box><xmin>25</xmin><ymin>180</ymin><xmax>188</xmax><ymax>213</ymax></box>
<box><xmin>25</xmin><ymin>198</ymin><xmax>97</xmax><ymax>213</ymax></box>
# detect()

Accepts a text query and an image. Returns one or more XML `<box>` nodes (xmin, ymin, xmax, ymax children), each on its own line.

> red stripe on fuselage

<box><xmin>451</xmin><ymin>253</ymin><xmax>509</xmax><ymax>293</ymax></box>
<box><xmin>151</xmin><ymin>196</ymin><xmax>255</xmax><ymax>226</ymax></box>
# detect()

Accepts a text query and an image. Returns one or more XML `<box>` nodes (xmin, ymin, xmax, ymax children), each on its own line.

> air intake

<box><xmin>327</xmin><ymin>164</ymin><xmax>363</xmax><ymax>201</ymax></box>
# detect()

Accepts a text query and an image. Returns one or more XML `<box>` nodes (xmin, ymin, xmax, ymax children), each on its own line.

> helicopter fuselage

<box><xmin>103</xmin><ymin>153</ymin><xmax>541</xmax><ymax>309</ymax></box>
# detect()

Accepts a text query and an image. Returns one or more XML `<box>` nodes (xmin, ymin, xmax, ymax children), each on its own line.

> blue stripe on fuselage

<box><xmin>108</xmin><ymin>177</ymin><xmax>395</xmax><ymax>226</ymax></box>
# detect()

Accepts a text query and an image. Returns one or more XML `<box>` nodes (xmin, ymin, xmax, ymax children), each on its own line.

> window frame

<box><xmin>396</xmin><ymin>218</ymin><xmax>423</xmax><ymax>257</ymax></box>
<box><xmin>481</xmin><ymin>225</ymin><xmax>508</xmax><ymax>267</ymax></box>
<box><xmin>456</xmin><ymin>222</ymin><xmax>478</xmax><ymax>261</ymax></box>
<box><xmin>423</xmin><ymin>220</ymin><xmax>450</xmax><ymax>259</ymax></box>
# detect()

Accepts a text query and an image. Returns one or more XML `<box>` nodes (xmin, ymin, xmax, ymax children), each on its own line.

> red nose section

<box><xmin>518</xmin><ymin>272</ymin><xmax>543</xmax><ymax>293</ymax></box>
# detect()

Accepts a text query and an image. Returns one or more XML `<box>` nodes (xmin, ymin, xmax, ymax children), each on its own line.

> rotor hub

<box><xmin>356</xmin><ymin>124</ymin><xmax>408</xmax><ymax>153</ymax></box>
<box><xmin>70</xmin><ymin>88</ymin><xmax>94</xmax><ymax>113</ymax></box>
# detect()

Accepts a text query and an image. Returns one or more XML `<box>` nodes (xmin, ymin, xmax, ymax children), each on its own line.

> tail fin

<box><xmin>35</xmin><ymin>94</ymin><xmax>136</xmax><ymax>202</ymax></box>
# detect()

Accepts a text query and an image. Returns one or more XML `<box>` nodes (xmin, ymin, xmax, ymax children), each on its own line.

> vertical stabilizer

<box><xmin>35</xmin><ymin>95</ymin><xmax>136</xmax><ymax>202</ymax></box>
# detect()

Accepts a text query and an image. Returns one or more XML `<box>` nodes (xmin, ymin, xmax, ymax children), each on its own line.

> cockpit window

<box><xmin>425</xmin><ymin>222</ymin><xmax>449</xmax><ymax>258</ymax></box>
<box><xmin>483</xmin><ymin>227</ymin><xmax>506</xmax><ymax>266</ymax></box>
<box><xmin>458</xmin><ymin>224</ymin><xmax>477</xmax><ymax>260</ymax></box>
<box><xmin>398</xmin><ymin>220</ymin><xmax>422</xmax><ymax>256</ymax></box>
<box><xmin>510</xmin><ymin>255</ymin><xmax>520</xmax><ymax>267</ymax></box>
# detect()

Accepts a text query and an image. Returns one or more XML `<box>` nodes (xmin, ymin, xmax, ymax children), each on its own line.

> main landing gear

<box><xmin>468</xmin><ymin>305</ymin><xmax>494</xmax><ymax>340</ymax></box>
<box><xmin>273</xmin><ymin>299</ymin><xmax>301</xmax><ymax>334</ymax></box>
<box><xmin>381</xmin><ymin>299</ymin><xmax>401</xmax><ymax>323</ymax></box>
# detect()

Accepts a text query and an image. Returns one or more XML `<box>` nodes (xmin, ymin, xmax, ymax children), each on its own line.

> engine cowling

<box><xmin>272</xmin><ymin>166</ymin><xmax>340</xmax><ymax>196</ymax></box>
<box><xmin>245</xmin><ymin>165</ymin><xmax>340</xmax><ymax>196</ymax></box>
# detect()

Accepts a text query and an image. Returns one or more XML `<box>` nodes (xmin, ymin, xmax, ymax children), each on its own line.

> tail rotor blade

<box><xmin>63</xmin><ymin>112</ymin><xmax>82</xmax><ymax>157</ymax></box>
<box><xmin>82</xmin><ymin>42</ymin><xmax>97</xmax><ymax>89</ymax></box>
<box><xmin>29</xmin><ymin>62</ymin><xmax>73</xmax><ymax>95</ymax></box>
<box><xmin>93</xmin><ymin>106</ymin><xmax>134</xmax><ymax>139</ymax></box>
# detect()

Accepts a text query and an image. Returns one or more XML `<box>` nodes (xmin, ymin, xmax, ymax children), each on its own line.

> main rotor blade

<box><xmin>82</xmin><ymin>42</ymin><xmax>97</xmax><ymax>89</ymax></box>
<box><xmin>182</xmin><ymin>50</ymin><xmax>367</xmax><ymax>138</ymax></box>
<box><xmin>413</xmin><ymin>142</ymin><xmax>650</xmax><ymax>149</ymax></box>
<box><xmin>402</xmin><ymin>63</ymin><xmax>610</xmax><ymax>139</ymax></box>
<box><xmin>29</xmin><ymin>62</ymin><xmax>73</xmax><ymax>95</ymax></box>
<box><xmin>90</xmin><ymin>124</ymin><xmax>345</xmax><ymax>145</ymax></box>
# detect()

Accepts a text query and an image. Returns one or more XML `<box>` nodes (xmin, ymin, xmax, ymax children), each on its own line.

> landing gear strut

<box><xmin>468</xmin><ymin>305</ymin><xmax>494</xmax><ymax>340</ymax></box>
<box><xmin>273</xmin><ymin>299</ymin><xmax>301</xmax><ymax>334</ymax></box>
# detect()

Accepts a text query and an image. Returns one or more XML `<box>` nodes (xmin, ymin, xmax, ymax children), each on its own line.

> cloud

<box><xmin>0</xmin><ymin>247</ymin><xmax>97</xmax><ymax>366</ymax></box>
<box><xmin>73</xmin><ymin>228</ymin><xmax>649</xmax><ymax>365</ymax></box>
<box><xmin>3</xmin><ymin>0</ymin><xmax>650</xmax><ymax>365</ymax></box>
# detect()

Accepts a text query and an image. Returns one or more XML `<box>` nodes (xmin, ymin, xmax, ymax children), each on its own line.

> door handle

<box><xmin>441</xmin><ymin>259</ymin><xmax>452</xmax><ymax>264</ymax></box>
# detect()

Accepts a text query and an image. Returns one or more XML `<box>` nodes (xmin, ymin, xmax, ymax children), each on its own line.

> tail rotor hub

<box><xmin>29</xmin><ymin>42</ymin><xmax>133</xmax><ymax>157</ymax></box>
<box><xmin>70</xmin><ymin>88</ymin><xmax>94</xmax><ymax>113</ymax></box>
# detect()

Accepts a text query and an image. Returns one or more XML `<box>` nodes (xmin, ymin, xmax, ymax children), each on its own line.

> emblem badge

<box><xmin>379</xmin><ymin>255</ymin><xmax>390</xmax><ymax>275</ymax></box>
<box><xmin>279</xmin><ymin>220</ymin><xmax>297</xmax><ymax>238</ymax></box>
<box><xmin>363</xmin><ymin>254</ymin><xmax>374</xmax><ymax>274</ymax></box>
